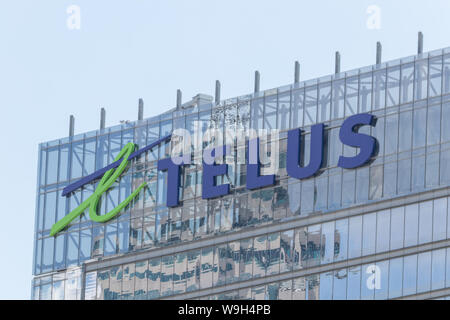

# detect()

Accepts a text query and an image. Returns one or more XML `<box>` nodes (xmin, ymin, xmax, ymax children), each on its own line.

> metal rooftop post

<box><xmin>418</xmin><ymin>31</ymin><xmax>423</xmax><ymax>54</ymax></box>
<box><xmin>176</xmin><ymin>89</ymin><xmax>182</xmax><ymax>110</ymax></box>
<box><xmin>138</xmin><ymin>98</ymin><xmax>144</xmax><ymax>121</ymax></box>
<box><xmin>335</xmin><ymin>51</ymin><xmax>341</xmax><ymax>74</ymax></box>
<box><xmin>100</xmin><ymin>108</ymin><xmax>105</xmax><ymax>130</ymax></box>
<box><xmin>254</xmin><ymin>71</ymin><xmax>260</xmax><ymax>93</ymax></box>
<box><xmin>294</xmin><ymin>61</ymin><xmax>300</xmax><ymax>83</ymax></box>
<box><xmin>376</xmin><ymin>42</ymin><xmax>382</xmax><ymax>65</ymax></box>
<box><xmin>215</xmin><ymin>80</ymin><xmax>221</xmax><ymax>105</ymax></box>
<box><xmin>69</xmin><ymin>115</ymin><xmax>75</xmax><ymax>137</ymax></box>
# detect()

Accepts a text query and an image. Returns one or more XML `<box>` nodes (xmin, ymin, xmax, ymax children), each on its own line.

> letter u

<box><xmin>286</xmin><ymin>123</ymin><xmax>324</xmax><ymax>179</ymax></box>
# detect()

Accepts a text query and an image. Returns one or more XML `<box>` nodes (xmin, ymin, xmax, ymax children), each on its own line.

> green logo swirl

<box><xmin>50</xmin><ymin>142</ymin><xmax>147</xmax><ymax>236</ymax></box>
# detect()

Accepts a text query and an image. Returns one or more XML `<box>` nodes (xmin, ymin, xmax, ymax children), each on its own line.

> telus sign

<box><xmin>50</xmin><ymin>113</ymin><xmax>377</xmax><ymax>236</ymax></box>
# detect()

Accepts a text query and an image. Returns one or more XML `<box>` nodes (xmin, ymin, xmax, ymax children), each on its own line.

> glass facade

<box><xmin>32</xmin><ymin>46</ymin><xmax>450</xmax><ymax>300</ymax></box>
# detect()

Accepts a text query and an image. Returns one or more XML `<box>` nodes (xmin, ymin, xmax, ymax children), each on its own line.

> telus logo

<box><xmin>50</xmin><ymin>135</ymin><xmax>171</xmax><ymax>236</ymax></box>
<box><xmin>51</xmin><ymin>113</ymin><xmax>377</xmax><ymax>236</ymax></box>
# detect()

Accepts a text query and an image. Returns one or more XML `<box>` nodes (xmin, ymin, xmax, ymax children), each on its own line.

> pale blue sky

<box><xmin>1</xmin><ymin>0</ymin><xmax>449</xmax><ymax>299</ymax></box>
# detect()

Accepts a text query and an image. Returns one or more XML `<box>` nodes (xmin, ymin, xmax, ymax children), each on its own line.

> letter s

<box><xmin>338</xmin><ymin>113</ymin><xmax>377</xmax><ymax>169</ymax></box>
